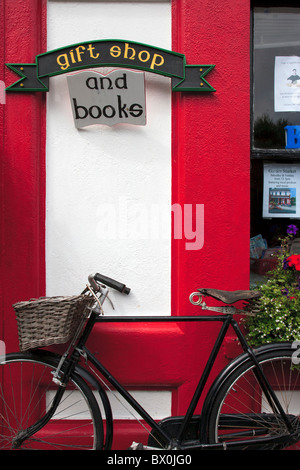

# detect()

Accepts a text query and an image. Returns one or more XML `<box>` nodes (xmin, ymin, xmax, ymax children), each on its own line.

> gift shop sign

<box><xmin>67</xmin><ymin>70</ymin><xmax>146</xmax><ymax>127</ymax></box>
<box><xmin>5</xmin><ymin>39</ymin><xmax>215</xmax><ymax>93</ymax></box>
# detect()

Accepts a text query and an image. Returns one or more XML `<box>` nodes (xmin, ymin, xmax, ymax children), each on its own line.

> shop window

<box><xmin>251</xmin><ymin>1</ymin><xmax>300</xmax><ymax>280</ymax></box>
<box><xmin>252</xmin><ymin>4</ymin><xmax>300</xmax><ymax>150</ymax></box>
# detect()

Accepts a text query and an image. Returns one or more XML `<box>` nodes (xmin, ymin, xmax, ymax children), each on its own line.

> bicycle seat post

<box><xmin>189</xmin><ymin>292</ymin><xmax>241</xmax><ymax>315</ymax></box>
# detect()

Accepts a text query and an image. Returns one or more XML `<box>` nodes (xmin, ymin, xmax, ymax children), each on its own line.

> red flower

<box><xmin>287</xmin><ymin>255</ymin><xmax>300</xmax><ymax>271</ymax></box>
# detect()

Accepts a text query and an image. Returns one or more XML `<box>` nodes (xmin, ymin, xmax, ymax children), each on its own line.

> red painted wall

<box><xmin>1</xmin><ymin>0</ymin><xmax>47</xmax><ymax>352</ymax></box>
<box><xmin>172</xmin><ymin>0</ymin><xmax>250</xmax><ymax>305</ymax></box>
<box><xmin>1</xmin><ymin>0</ymin><xmax>251</xmax><ymax>449</ymax></box>
<box><xmin>170</xmin><ymin>0</ymin><xmax>251</xmax><ymax>418</ymax></box>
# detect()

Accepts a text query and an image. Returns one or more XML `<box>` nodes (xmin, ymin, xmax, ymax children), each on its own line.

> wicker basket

<box><xmin>13</xmin><ymin>294</ymin><xmax>94</xmax><ymax>351</ymax></box>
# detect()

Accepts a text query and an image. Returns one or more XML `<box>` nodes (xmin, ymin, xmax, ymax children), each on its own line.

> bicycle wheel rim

<box><xmin>0</xmin><ymin>352</ymin><xmax>103</xmax><ymax>450</ymax></box>
<box><xmin>207</xmin><ymin>349</ymin><xmax>300</xmax><ymax>450</ymax></box>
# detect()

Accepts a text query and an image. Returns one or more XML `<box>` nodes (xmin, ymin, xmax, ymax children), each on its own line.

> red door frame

<box><xmin>1</xmin><ymin>0</ymin><xmax>47</xmax><ymax>352</ymax></box>
<box><xmin>1</xmin><ymin>0</ymin><xmax>251</xmax><ymax>449</ymax></box>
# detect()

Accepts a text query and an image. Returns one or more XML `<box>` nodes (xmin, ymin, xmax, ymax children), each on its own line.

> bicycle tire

<box><xmin>205</xmin><ymin>343</ymin><xmax>300</xmax><ymax>450</ymax></box>
<box><xmin>0</xmin><ymin>351</ymin><xmax>103</xmax><ymax>450</ymax></box>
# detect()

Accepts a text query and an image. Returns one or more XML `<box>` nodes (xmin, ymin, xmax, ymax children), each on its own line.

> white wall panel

<box><xmin>46</xmin><ymin>1</ymin><xmax>171</xmax><ymax>316</ymax></box>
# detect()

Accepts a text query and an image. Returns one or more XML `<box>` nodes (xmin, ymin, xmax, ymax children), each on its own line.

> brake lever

<box><xmin>106</xmin><ymin>292</ymin><xmax>115</xmax><ymax>310</ymax></box>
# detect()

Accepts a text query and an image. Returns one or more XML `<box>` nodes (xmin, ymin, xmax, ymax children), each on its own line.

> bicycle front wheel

<box><xmin>206</xmin><ymin>344</ymin><xmax>300</xmax><ymax>450</ymax></box>
<box><xmin>0</xmin><ymin>351</ymin><xmax>103</xmax><ymax>450</ymax></box>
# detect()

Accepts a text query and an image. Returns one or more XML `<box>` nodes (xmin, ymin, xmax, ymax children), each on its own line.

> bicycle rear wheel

<box><xmin>206</xmin><ymin>345</ymin><xmax>300</xmax><ymax>450</ymax></box>
<box><xmin>0</xmin><ymin>352</ymin><xmax>103</xmax><ymax>450</ymax></box>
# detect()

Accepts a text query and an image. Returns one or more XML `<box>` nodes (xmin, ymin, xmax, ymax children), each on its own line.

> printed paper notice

<box><xmin>263</xmin><ymin>163</ymin><xmax>300</xmax><ymax>218</ymax></box>
<box><xmin>274</xmin><ymin>56</ymin><xmax>300</xmax><ymax>112</ymax></box>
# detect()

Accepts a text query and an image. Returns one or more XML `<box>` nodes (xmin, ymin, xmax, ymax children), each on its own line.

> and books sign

<box><xmin>67</xmin><ymin>69</ymin><xmax>146</xmax><ymax>127</ymax></box>
<box><xmin>6</xmin><ymin>39</ymin><xmax>215</xmax><ymax>93</ymax></box>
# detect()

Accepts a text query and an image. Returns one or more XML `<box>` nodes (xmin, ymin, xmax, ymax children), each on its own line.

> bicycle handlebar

<box><xmin>91</xmin><ymin>273</ymin><xmax>131</xmax><ymax>295</ymax></box>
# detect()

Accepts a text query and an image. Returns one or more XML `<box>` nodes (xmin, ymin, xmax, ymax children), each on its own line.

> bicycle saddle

<box><xmin>197</xmin><ymin>288</ymin><xmax>261</xmax><ymax>304</ymax></box>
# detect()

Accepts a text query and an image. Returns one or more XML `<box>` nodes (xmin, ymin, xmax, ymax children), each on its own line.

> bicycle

<box><xmin>0</xmin><ymin>272</ymin><xmax>299</xmax><ymax>450</ymax></box>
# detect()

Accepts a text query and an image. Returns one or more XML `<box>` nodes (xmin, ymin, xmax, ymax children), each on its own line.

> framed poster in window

<box><xmin>263</xmin><ymin>163</ymin><xmax>300</xmax><ymax>218</ymax></box>
<box><xmin>274</xmin><ymin>56</ymin><xmax>300</xmax><ymax>113</ymax></box>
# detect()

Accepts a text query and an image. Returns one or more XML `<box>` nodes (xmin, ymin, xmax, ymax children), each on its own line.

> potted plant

<box><xmin>245</xmin><ymin>225</ymin><xmax>300</xmax><ymax>346</ymax></box>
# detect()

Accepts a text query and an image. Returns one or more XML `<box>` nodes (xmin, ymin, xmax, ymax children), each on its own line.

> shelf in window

<box><xmin>251</xmin><ymin>149</ymin><xmax>300</xmax><ymax>160</ymax></box>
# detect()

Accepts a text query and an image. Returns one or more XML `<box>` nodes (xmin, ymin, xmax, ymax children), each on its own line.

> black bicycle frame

<box><xmin>73</xmin><ymin>311</ymin><xmax>295</xmax><ymax>449</ymax></box>
<box><xmin>13</xmin><ymin>308</ymin><xmax>295</xmax><ymax>449</ymax></box>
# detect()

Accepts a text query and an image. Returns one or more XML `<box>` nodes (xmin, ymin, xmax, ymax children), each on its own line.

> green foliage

<box><xmin>246</xmin><ymin>226</ymin><xmax>300</xmax><ymax>345</ymax></box>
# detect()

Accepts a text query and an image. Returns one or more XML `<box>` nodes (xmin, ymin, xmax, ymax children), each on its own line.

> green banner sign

<box><xmin>6</xmin><ymin>39</ymin><xmax>215</xmax><ymax>93</ymax></box>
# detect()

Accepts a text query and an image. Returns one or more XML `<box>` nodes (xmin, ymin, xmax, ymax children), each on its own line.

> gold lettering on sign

<box><xmin>56</xmin><ymin>42</ymin><xmax>164</xmax><ymax>71</ymax></box>
<box><xmin>56</xmin><ymin>44</ymin><xmax>100</xmax><ymax>71</ymax></box>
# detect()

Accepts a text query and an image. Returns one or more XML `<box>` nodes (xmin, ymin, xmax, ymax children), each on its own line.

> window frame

<box><xmin>251</xmin><ymin>0</ymin><xmax>300</xmax><ymax>161</ymax></box>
